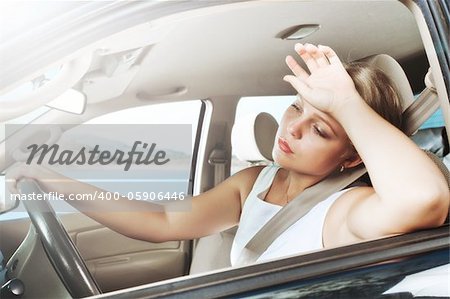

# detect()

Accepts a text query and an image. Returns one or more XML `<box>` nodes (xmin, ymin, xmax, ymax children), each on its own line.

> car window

<box><xmin>241</xmin><ymin>249</ymin><xmax>449</xmax><ymax>298</ymax></box>
<box><xmin>419</xmin><ymin>108</ymin><xmax>445</xmax><ymax>130</ymax></box>
<box><xmin>410</xmin><ymin>94</ymin><xmax>449</xmax><ymax>169</ymax></box>
<box><xmin>0</xmin><ymin>106</ymin><xmax>52</xmax><ymax>220</ymax></box>
<box><xmin>231</xmin><ymin>96</ymin><xmax>294</xmax><ymax>175</ymax></box>
<box><xmin>0</xmin><ymin>100</ymin><xmax>203</xmax><ymax>220</ymax></box>
<box><xmin>69</xmin><ymin>101</ymin><xmax>203</xmax><ymax>212</ymax></box>
<box><xmin>0</xmin><ymin>107</ymin><xmax>51</xmax><ymax>143</ymax></box>
<box><xmin>85</xmin><ymin>101</ymin><xmax>202</xmax><ymax>146</ymax></box>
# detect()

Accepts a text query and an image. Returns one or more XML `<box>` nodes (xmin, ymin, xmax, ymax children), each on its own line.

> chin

<box><xmin>272</xmin><ymin>154</ymin><xmax>295</xmax><ymax>171</ymax></box>
<box><xmin>272</xmin><ymin>155</ymin><xmax>330</xmax><ymax>177</ymax></box>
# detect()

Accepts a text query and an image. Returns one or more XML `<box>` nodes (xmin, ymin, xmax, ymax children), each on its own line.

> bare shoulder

<box><xmin>228</xmin><ymin>165</ymin><xmax>266</xmax><ymax>206</ymax></box>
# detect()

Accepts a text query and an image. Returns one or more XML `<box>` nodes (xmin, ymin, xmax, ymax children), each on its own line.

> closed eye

<box><xmin>313</xmin><ymin>124</ymin><xmax>328</xmax><ymax>138</ymax></box>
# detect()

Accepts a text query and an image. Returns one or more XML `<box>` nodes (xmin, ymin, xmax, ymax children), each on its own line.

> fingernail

<box><xmin>294</xmin><ymin>43</ymin><xmax>302</xmax><ymax>51</ymax></box>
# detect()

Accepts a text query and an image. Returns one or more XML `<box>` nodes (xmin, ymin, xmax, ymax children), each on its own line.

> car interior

<box><xmin>0</xmin><ymin>0</ymin><xmax>449</xmax><ymax>297</ymax></box>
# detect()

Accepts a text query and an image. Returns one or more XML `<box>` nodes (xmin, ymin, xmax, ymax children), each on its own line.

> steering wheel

<box><xmin>17</xmin><ymin>179</ymin><xmax>101</xmax><ymax>298</ymax></box>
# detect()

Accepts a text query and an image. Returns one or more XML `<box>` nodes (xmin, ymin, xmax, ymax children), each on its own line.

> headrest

<box><xmin>360</xmin><ymin>54</ymin><xmax>414</xmax><ymax>111</ymax></box>
<box><xmin>231</xmin><ymin>112</ymin><xmax>278</xmax><ymax>162</ymax></box>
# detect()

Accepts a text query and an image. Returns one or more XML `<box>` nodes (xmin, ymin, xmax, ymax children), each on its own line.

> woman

<box><xmin>7</xmin><ymin>44</ymin><xmax>449</xmax><ymax>266</ymax></box>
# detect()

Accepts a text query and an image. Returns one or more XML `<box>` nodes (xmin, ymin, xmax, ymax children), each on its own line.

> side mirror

<box><xmin>0</xmin><ymin>194</ymin><xmax>19</xmax><ymax>215</ymax></box>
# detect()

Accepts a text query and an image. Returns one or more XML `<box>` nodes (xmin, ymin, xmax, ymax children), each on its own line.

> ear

<box><xmin>342</xmin><ymin>152</ymin><xmax>362</xmax><ymax>169</ymax></box>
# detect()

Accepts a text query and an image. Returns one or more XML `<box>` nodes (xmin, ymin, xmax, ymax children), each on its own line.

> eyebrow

<box><xmin>315</xmin><ymin>113</ymin><xmax>338</xmax><ymax>137</ymax></box>
<box><xmin>296</xmin><ymin>97</ymin><xmax>338</xmax><ymax>137</ymax></box>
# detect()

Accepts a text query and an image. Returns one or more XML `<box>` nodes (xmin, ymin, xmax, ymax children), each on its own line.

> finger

<box><xmin>318</xmin><ymin>45</ymin><xmax>343</xmax><ymax>66</ymax></box>
<box><xmin>285</xmin><ymin>55</ymin><xmax>309</xmax><ymax>80</ymax></box>
<box><xmin>309</xmin><ymin>45</ymin><xmax>329</xmax><ymax>67</ymax></box>
<box><xmin>295</xmin><ymin>43</ymin><xmax>319</xmax><ymax>73</ymax></box>
<box><xmin>283</xmin><ymin>75</ymin><xmax>312</xmax><ymax>100</ymax></box>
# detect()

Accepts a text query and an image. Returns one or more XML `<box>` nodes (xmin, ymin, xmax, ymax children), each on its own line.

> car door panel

<box><xmin>1</xmin><ymin>211</ymin><xmax>189</xmax><ymax>293</ymax></box>
<box><xmin>60</xmin><ymin>213</ymin><xmax>189</xmax><ymax>292</ymax></box>
<box><xmin>73</xmin><ymin>226</ymin><xmax>181</xmax><ymax>260</ymax></box>
<box><xmin>86</xmin><ymin>249</ymin><xmax>187</xmax><ymax>292</ymax></box>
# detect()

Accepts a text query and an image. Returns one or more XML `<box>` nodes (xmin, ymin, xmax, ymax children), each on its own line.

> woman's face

<box><xmin>273</xmin><ymin>96</ymin><xmax>353</xmax><ymax>177</ymax></box>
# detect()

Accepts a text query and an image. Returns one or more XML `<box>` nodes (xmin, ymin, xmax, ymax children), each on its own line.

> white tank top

<box><xmin>230</xmin><ymin>164</ymin><xmax>351</xmax><ymax>266</ymax></box>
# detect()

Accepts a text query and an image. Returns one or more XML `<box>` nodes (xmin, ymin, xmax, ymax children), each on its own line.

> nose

<box><xmin>287</xmin><ymin>117</ymin><xmax>305</xmax><ymax>139</ymax></box>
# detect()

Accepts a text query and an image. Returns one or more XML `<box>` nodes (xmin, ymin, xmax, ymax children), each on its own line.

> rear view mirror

<box><xmin>0</xmin><ymin>55</ymin><xmax>91</xmax><ymax>122</ymax></box>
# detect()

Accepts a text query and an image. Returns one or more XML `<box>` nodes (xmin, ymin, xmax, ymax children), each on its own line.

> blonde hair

<box><xmin>345</xmin><ymin>63</ymin><xmax>403</xmax><ymax>130</ymax></box>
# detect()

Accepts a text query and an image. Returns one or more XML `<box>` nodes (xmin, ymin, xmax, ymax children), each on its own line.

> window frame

<box><xmin>89</xmin><ymin>225</ymin><xmax>449</xmax><ymax>298</ymax></box>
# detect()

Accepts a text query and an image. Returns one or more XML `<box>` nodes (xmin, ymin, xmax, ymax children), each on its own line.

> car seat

<box><xmin>189</xmin><ymin>112</ymin><xmax>278</xmax><ymax>274</ymax></box>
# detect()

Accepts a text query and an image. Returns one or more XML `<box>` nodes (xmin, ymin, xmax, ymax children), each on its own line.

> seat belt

<box><xmin>208</xmin><ymin>146</ymin><xmax>227</xmax><ymax>186</ymax></box>
<box><xmin>236</xmin><ymin>87</ymin><xmax>441</xmax><ymax>265</ymax></box>
<box><xmin>402</xmin><ymin>88</ymin><xmax>441</xmax><ymax>136</ymax></box>
<box><xmin>208</xmin><ymin>123</ymin><xmax>229</xmax><ymax>186</ymax></box>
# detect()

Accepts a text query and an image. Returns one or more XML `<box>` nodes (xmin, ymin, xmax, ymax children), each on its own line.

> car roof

<box><xmin>1</xmin><ymin>1</ymin><xmax>423</xmax><ymax>101</ymax></box>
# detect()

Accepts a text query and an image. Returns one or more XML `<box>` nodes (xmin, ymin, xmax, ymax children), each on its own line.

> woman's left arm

<box><xmin>333</xmin><ymin>91</ymin><xmax>448</xmax><ymax>237</ymax></box>
<box><xmin>284</xmin><ymin>44</ymin><xmax>449</xmax><ymax>239</ymax></box>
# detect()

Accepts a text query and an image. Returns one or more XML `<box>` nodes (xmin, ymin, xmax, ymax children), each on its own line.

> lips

<box><xmin>278</xmin><ymin>138</ymin><xmax>293</xmax><ymax>154</ymax></box>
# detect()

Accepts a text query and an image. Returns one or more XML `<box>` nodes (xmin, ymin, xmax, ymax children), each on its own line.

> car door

<box><xmin>79</xmin><ymin>225</ymin><xmax>449</xmax><ymax>298</ymax></box>
<box><xmin>60</xmin><ymin>213</ymin><xmax>188</xmax><ymax>292</ymax></box>
<box><xmin>0</xmin><ymin>99</ymin><xmax>206</xmax><ymax>292</ymax></box>
<box><xmin>63</xmin><ymin>100</ymin><xmax>205</xmax><ymax>292</ymax></box>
